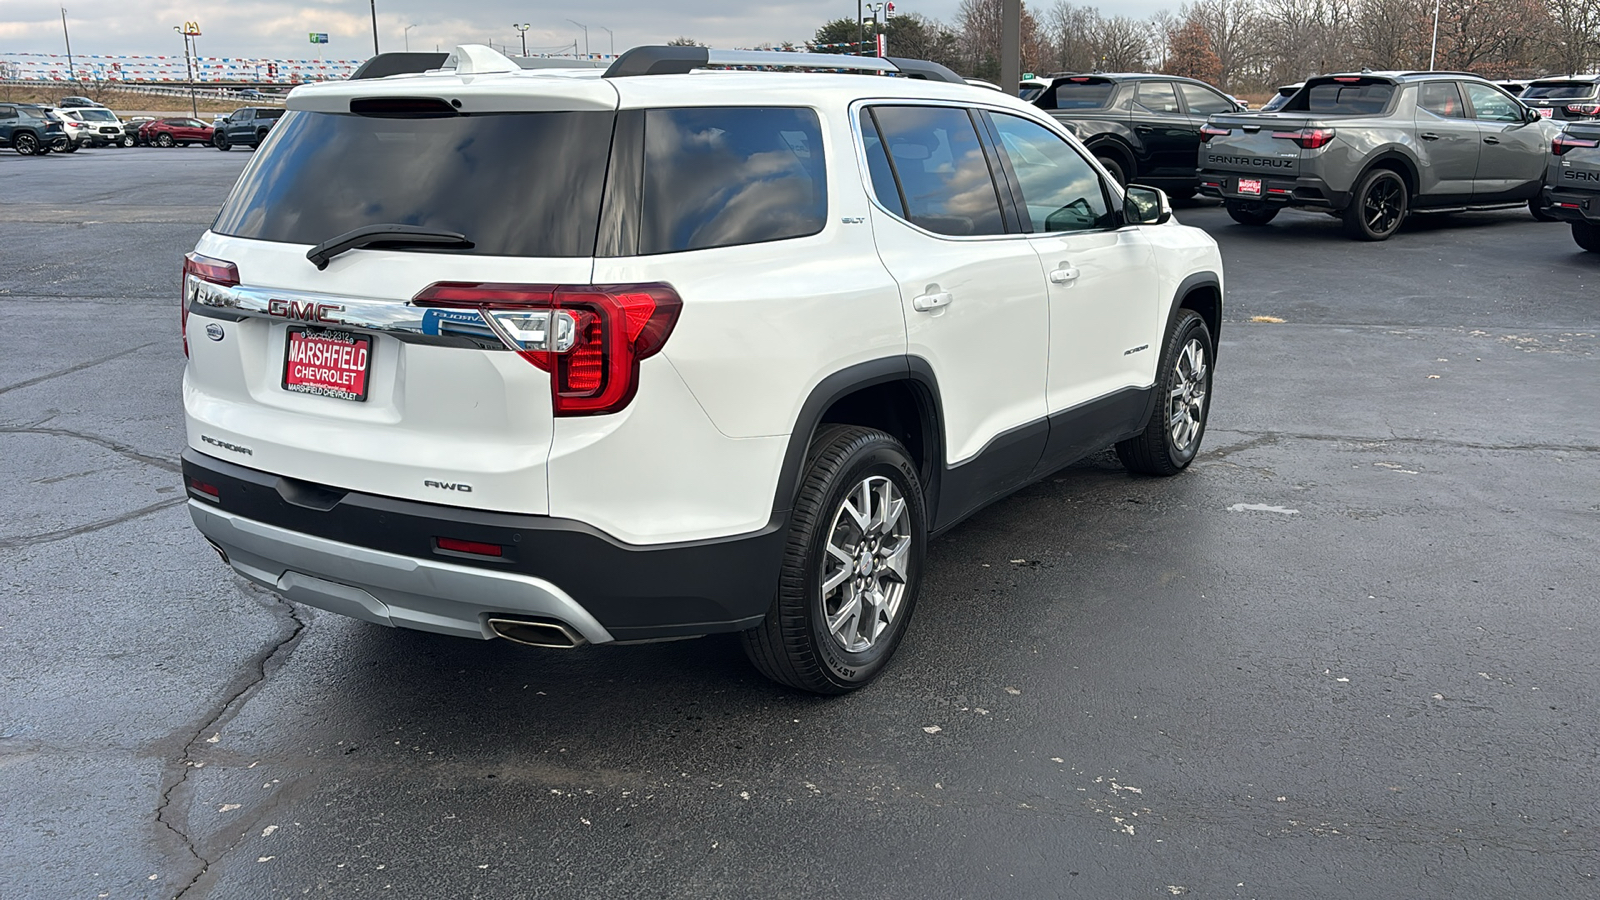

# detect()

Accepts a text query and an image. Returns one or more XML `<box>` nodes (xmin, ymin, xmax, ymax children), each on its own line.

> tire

<box><xmin>1096</xmin><ymin>154</ymin><xmax>1127</xmax><ymax>187</ymax></box>
<box><xmin>1575</xmin><ymin>222</ymin><xmax>1600</xmax><ymax>253</ymax></box>
<box><xmin>1226</xmin><ymin>203</ymin><xmax>1278</xmax><ymax>226</ymax></box>
<box><xmin>1341</xmin><ymin>168</ymin><xmax>1408</xmax><ymax>241</ymax></box>
<box><xmin>742</xmin><ymin>425</ymin><xmax>927</xmax><ymax>695</ymax></box>
<box><xmin>1116</xmin><ymin>309</ymin><xmax>1214</xmax><ymax>476</ymax></box>
<box><xmin>58</xmin><ymin>140</ymin><xmax>78</xmax><ymax>153</ymax></box>
<box><xmin>13</xmin><ymin>132</ymin><xmax>39</xmax><ymax>155</ymax></box>
<box><xmin>156</xmin><ymin>133</ymin><xmax>174</xmax><ymax>148</ymax></box>
<box><xmin>215</xmin><ymin>133</ymin><xmax>231</xmax><ymax>151</ymax></box>
<box><xmin>1529</xmin><ymin>197</ymin><xmax>1559</xmax><ymax>223</ymax></box>
<box><xmin>120</xmin><ymin>135</ymin><xmax>135</xmax><ymax>148</ymax></box>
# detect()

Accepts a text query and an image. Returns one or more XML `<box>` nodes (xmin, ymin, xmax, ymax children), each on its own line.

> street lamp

<box><xmin>514</xmin><ymin>23</ymin><xmax>531</xmax><ymax>57</ymax></box>
<box><xmin>598</xmin><ymin>25</ymin><xmax>614</xmax><ymax>58</ymax></box>
<box><xmin>173</xmin><ymin>21</ymin><xmax>200</xmax><ymax>118</ymax></box>
<box><xmin>865</xmin><ymin>3</ymin><xmax>885</xmax><ymax>57</ymax></box>
<box><xmin>567</xmin><ymin>19</ymin><xmax>589</xmax><ymax>57</ymax></box>
<box><xmin>404</xmin><ymin>23</ymin><xmax>417</xmax><ymax>52</ymax></box>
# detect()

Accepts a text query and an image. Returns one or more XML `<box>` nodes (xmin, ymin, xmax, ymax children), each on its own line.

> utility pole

<box><xmin>370</xmin><ymin>0</ymin><xmax>379</xmax><ymax>55</ymax></box>
<box><xmin>1001</xmin><ymin>0</ymin><xmax>1020</xmax><ymax>96</ymax></box>
<box><xmin>567</xmin><ymin>19</ymin><xmax>589</xmax><ymax>57</ymax></box>
<box><xmin>514</xmin><ymin>23</ymin><xmax>530</xmax><ymax>57</ymax></box>
<box><xmin>60</xmin><ymin>8</ymin><xmax>76</xmax><ymax>85</ymax></box>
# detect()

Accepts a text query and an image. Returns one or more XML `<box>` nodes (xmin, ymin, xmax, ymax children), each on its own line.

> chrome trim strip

<box><xmin>184</xmin><ymin>280</ymin><xmax>504</xmax><ymax>348</ymax></box>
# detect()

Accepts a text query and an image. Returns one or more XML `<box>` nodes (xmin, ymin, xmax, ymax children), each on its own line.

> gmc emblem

<box><xmin>268</xmin><ymin>299</ymin><xmax>345</xmax><ymax>323</ymax></box>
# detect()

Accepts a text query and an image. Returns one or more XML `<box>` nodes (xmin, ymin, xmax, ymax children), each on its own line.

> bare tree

<box><xmin>1181</xmin><ymin>0</ymin><xmax>1262</xmax><ymax>89</ymax></box>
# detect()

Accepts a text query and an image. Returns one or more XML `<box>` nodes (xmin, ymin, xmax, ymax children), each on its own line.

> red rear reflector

<box><xmin>413</xmin><ymin>282</ymin><xmax>683</xmax><ymax>416</ymax></box>
<box><xmin>435</xmin><ymin>537</ymin><xmax>503</xmax><ymax>557</ymax></box>
<box><xmin>1555</xmin><ymin>202</ymin><xmax>1582</xmax><ymax>209</ymax></box>
<box><xmin>187</xmin><ymin>477</ymin><xmax>220</xmax><ymax>499</ymax></box>
<box><xmin>181</xmin><ymin>252</ymin><xmax>239</xmax><ymax>357</ymax></box>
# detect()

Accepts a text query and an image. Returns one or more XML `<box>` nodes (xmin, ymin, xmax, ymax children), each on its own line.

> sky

<box><xmin>2</xmin><ymin>1</ymin><xmax>1173</xmax><ymax>61</ymax></box>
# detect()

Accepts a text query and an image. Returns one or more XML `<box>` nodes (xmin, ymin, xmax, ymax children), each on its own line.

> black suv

<box><xmin>212</xmin><ymin>106</ymin><xmax>285</xmax><ymax>150</ymax></box>
<box><xmin>1520</xmin><ymin>76</ymin><xmax>1600</xmax><ymax>123</ymax></box>
<box><xmin>0</xmin><ymin>103</ymin><xmax>68</xmax><ymax>155</ymax></box>
<box><xmin>1027</xmin><ymin>73</ymin><xmax>1245</xmax><ymax>196</ymax></box>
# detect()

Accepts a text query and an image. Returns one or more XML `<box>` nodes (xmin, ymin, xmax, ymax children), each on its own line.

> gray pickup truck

<box><xmin>1197</xmin><ymin>72</ymin><xmax>1559</xmax><ymax>240</ymax></box>
<box><xmin>1545</xmin><ymin>121</ymin><xmax>1600</xmax><ymax>252</ymax></box>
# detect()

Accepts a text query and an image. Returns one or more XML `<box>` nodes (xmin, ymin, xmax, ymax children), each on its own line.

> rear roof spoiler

<box><xmin>602</xmin><ymin>46</ymin><xmax>965</xmax><ymax>84</ymax></box>
<box><xmin>351</xmin><ymin>52</ymin><xmax>449</xmax><ymax>80</ymax></box>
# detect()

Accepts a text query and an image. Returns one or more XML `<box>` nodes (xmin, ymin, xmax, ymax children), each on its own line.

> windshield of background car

<box><xmin>1039</xmin><ymin>79</ymin><xmax>1116</xmax><ymax>111</ymax></box>
<box><xmin>212</xmin><ymin>110</ymin><xmax>615</xmax><ymax>257</ymax></box>
<box><xmin>1523</xmin><ymin>82</ymin><xmax>1597</xmax><ymax>100</ymax></box>
<box><xmin>1290</xmin><ymin>79</ymin><xmax>1396</xmax><ymax>114</ymax></box>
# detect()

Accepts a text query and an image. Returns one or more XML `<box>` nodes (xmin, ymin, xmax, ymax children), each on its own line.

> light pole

<box><xmin>856</xmin><ymin>0</ymin><xmax>863</xmax><ymax>57</ymax></box>
<box><xmin>568</xmin><ymin>19</ymin><xmax>589</xmax><ymax>57</ymax></box>
<box><xmin>599</xmin><ymin>25</ymin><xmax>614</xmax><ymax>58</ymax></box>
<box><xmin>514</xmin><ymin>23</ymin><xmax>531</xmax><ymax>57</ymax></box>
<box><xmin>865</xmin><ymin>3</ymin><xmax>885</xmax><ymax>57</ymax></box>
<box><xmin>1429</xmin><ymin>0</ymin><xmax>1441</xmax><ymax>71</ymax></box>
<box><xmin>370</xmin><ymin>0</ymin><xmax>379</xmax><ymax>54</ymax></box>
<box><xmin>404</xmin><ymin>23</ymin><xmax>416</xmax><ymax>51</ymax></box>
<box><xmin>174</xmin><ymin>22</ymin><xmax>200</xmax><ymax>119</ymax></box>
<box><xmin>60</xmin><ymin>8</ymin><xmax>76</xmax><ymax>85</ymax></box>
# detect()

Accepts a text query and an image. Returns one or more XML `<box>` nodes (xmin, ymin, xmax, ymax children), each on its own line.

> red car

<box><xmin>144</xmin><ymin>117</ymin><xmax>213</xmax><ymax>147</ymax></box>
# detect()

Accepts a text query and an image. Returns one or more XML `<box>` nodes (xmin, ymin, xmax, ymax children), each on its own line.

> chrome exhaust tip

<box><xmin>487</xmin><ymin>617</ymin><xmax>585</xmax><ymax>649</ymax></box>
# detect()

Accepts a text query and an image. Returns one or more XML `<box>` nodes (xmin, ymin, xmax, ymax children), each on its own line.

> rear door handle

<box><xmin>1419</xmin><ymin>132</ymin><xmax>1440</xmax><ymax>141</ymax></box>
<box><xmin>1049</xmin><ymin>266</ymin><xmax>1081</xmax><ymax>285</ymax></box>
<box><xmin>1483</xmin><ymin>136</ymin><xmax>1501</xmax><ymax>144</ymax></box>
<box><xmin>912</xmin><ymin>291</ymin><xmax>952</xmax><ymax>312</ymax></box>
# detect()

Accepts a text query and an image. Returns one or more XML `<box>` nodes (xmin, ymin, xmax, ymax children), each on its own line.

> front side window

<box><xmin>1463</xmin><ymin>83</ymin><xmax>1521</xmax><ymax>122</ymax></box>
<box><xmin>988</xmin><ymin>113</ymin><xmax>1112</xmax><ymax>233</ymax></box>
<box><xmin>639</xmin><ymin>107</ymin><xmax>826</xmax><ymax>255</ymax></box>
<box><xmin>867</xmin><ymin>105</ymin><xmax>1006</xmax><ymax>237</ymax></box>
<box><xmin>1178</xmin><ymin>83</ymin><xmax>1233</xmax><ymax>115</ymax></box>
<box><xmin>213</xmin><ymin>110</ymin><xmax>615</xmax><ymax>257</ymax></box>
<box><xmin>1418</xmin><ymin>82</ymin><xmax>1467</xmax><ymax>118</ymax></box>
<box><xmin>1134</xmin><ymin>82</ymin><xmax>1181</xmax><ymax>114</ymax></box>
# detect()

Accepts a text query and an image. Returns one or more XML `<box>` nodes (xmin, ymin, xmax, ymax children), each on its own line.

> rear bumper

<box><xmin>1544</xmin><ymin>186</ymin><xmax>1600</xmax><ymax>224</ymax></box>
<box><xmin>183</xmin><ymin>450</ymin><xmax>783</xmax><ymax>642</ymax></box>
<box><xmin>1198</xmin><ymin>171</ymin><xmax>1348</xmax><ymax>211</ymax></box>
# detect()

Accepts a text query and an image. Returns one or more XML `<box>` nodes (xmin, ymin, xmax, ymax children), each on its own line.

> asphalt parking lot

<box><xmin>2</xmin><ymin>147</ymin><xmax>1597</xmax><ymax>899</ymax></box>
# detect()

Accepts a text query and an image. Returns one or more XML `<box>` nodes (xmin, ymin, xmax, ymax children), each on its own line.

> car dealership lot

<box><xmin>2</xmin><ymin>150</ymin><xmax>1597</xmax><ymax>898</ymax></box>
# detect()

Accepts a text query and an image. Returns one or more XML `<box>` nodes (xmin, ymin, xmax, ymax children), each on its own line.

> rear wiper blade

<box><xmin>306</xmin><ymin>224</ymin><xmax>473</xmax><ymax>270</ymax></box>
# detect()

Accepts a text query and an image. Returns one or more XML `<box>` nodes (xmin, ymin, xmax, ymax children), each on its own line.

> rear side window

<box><xmin>860</xmin><ymin>111</ymin><xmax>906</xmax><ymax>218</ymax></box>
<box><xmin>1523</xmin><ymin>81</ymin><xmax>1597</xmax><ymax>100</ymax></box>
<box><xmin>639</xmin><ymin>107</ymin><xmax>826</xmax><ymax>255</ymax></box>
<box><xmin>868</xmin><ymin>105</ymin><xmax>1006</xmax><ymax>237</ymax></box>
<box><xmin>1295</xmin><ymin>79</ymin><xmax>1396</xmax><ymax>114</ymax></box>
<box><xmin>1040</xmin><ymin>79</ymin><xmax>1116</xmax><ymax>111</ymax></box>
<box><xmin>1178</xmin><ymin>83</ymin><xmax>1233</xmax><ymax>115</ymax></box>
<box><xmin>1418</xmin><ymin>82</ymin><xmax>1466</xmax><ymax>118</ymax></box>
<box><xmin>212</xmin><ymin>110</ymin><xmax>615</xmax><ymax>258</ymax></box>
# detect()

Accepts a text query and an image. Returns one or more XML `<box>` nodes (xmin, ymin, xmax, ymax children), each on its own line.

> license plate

<box><xmin>1537</xmin><ymin>107</ymin><xmax>1553</xmax><ymax>118</ymax></box>
<box><xmin>283</xmin><ymin>328</ymin><xmax>372</xmax><ymax>401</ymax></box>
<box><xmin>1238</xmin><ymin>177</ymin><xmax>1262</xmax><ymax>196</ymax></box>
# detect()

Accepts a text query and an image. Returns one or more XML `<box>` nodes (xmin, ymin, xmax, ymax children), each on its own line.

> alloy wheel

<box><xmin>15</xmin><ymin>132</ymin><xmax>38</xmax><ymax>155</ymax></box>
<box><xmin>1364</xmin><ymin>177</ymin><xmax>1403</xmax><ymax>235</ymax></box>
<box><xmin>1167</xmin><ymin>338</ymin><xmax>1208</xmax><ymax>454</ymax></box>
<box><xmin>820</xmin><ymin>475</ymin><xmax>913</xmax><ymax>653</ymax></box>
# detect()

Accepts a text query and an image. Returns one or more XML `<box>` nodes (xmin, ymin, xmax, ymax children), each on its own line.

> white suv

<box><xmin>182</xmin><ymin>45</ymin><xmax>1224</xmax><ymax>694</ymax></box>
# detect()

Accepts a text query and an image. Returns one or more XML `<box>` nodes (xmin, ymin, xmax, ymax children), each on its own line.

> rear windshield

<box><xmin>1037</xmin><ymin>79</ymin><xmax>1116</xmax><ymax>111</ymax></box>
<box><xmin>255</xmin><ymin>108</ymin><xmax>285</xmax><ymax>120</ymax></box>
<box><xmin>75</xmin><ymin>109</ymin><xmax>117</xmax><ymax>122</ymax></box>
<box><xmin>212</xmin><ymin>110</ymin><xmax>614</xmax><ymax>258</ymax></box>
<box><xmin>1288</xmin><ymin>79</ymin><xmax>1396</xmax><ymax>114</ymax></box>
<box><xmin>1523</xmin><ymin>81</ymin><xmax>1597</xmax><ymax>100</ymax></box>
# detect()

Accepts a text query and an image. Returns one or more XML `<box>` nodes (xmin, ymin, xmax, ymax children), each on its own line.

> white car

<box><xmin>181</xmin><ymin>44</ymin><xmax>1224</xmax><ymax>693</ymax></box>
<box><xmin>65</xmin><ymin>107</ymin><xmax>132</xmax><ymax>146</ymax></box>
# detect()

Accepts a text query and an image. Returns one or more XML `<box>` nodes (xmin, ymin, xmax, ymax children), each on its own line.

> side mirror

<box><xmin>1124</xmin><ymin>185</ymin><xmax>1172</xmax><ymax>226</ymax></box>
<box><xmin>1524</xmin><ymin>106</ymin><xmax>1542</xmax><ymax>124</ymax></box>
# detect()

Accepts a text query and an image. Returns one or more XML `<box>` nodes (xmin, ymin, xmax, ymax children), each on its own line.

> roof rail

<box><xmin>603</xmin><ymin>46</ymin><xmax>964</xmax><ymax>84</ymax></box>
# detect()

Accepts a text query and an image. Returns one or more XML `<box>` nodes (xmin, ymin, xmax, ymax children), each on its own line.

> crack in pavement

<box><xmin>159</xmin><ymin>586</ymin><xmax>307</xmax><ymax>900</ymax></box>
<box><xmin>0</xmin><ymin>341</ymin><xmax>160</xmax><ymax>396</ymax></box>
<box><xmin>0</xmin><ymin>497</ymin><xmax>187</xmax><ymax>550</ymax></box>
<box><xmin>1209</xmin><ymin>430</ymin><xmax>1600</xmax><ymax>456</ymax></box>
<box><xmin>0</xmin><ymin>425</ymin><xmax>181</xmax><ymax>472</ymax></box>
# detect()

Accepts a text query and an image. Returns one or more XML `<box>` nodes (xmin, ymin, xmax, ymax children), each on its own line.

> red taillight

<box><xmin>1554</xmin><ymin>134</ymin><xmax>1600</xmax><ymax>155</ymax></box>
<box><xmin>181</xmin><ymin>252</ymin><xmax>239</xmax><ymax>356</ymax></box>
<box><xmin>435</xmin><ymin>536</ymin><xmax>503</xmax><ymax>557</ymax></box>
<box><xmin>1069</xmin><ymin>77</ymin><xmax>1090</xmax><ymax>83</ymax></box>
<box><xmin>1332</xmin><ymin>76</ymin><xmax>1363</xmax><ymax>83</ymax></box>
<box><xmin>1273</xmin><ymin>127</ymin><xmax>1335</xmax><ymax>150</ymax></box>
<box><xmin>1566</xmin><ymin>103</ymin><xmax>1600</xmax><ymax>117</ymax></box>
<box><xmin>1199</xmin><ymin>125</ymin><xmax>1231</xmax><ymax>142</ymax></box>
<box><xmin>413</xmin><ymin>282</ymin><xmax>682</xmax><ymax>417</ymax></box>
